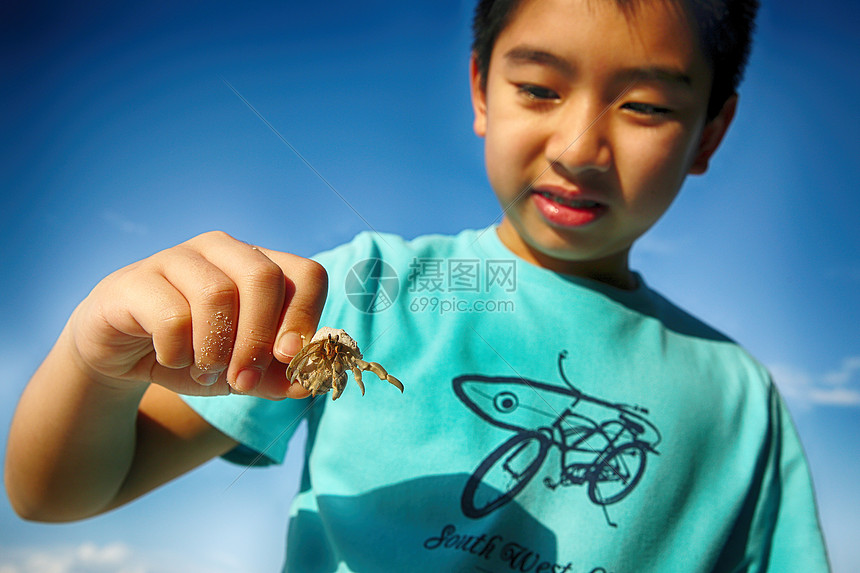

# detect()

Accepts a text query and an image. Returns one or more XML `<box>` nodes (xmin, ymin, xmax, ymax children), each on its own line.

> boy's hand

<box><xmin>70</xmin><ymin>231</ymin><xmax>327</xmax><ymax>399</ymax></box>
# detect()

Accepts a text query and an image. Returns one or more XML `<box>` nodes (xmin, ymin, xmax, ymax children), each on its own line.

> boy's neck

<box><xmin>495</xmin><ymin>221</ymin><xmax>638</xmax><ymax>291</ymax></box>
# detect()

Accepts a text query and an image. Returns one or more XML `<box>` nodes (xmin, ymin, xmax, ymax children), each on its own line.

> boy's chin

<box><xmin>498</xmin><ymin>222</ymin><xmax>634</xmax><ymax>287</ymax></box>
<box><xmin>501</xmin><ymin>217</ymin><xmax>603</xmax><ymax>260</ymax></box>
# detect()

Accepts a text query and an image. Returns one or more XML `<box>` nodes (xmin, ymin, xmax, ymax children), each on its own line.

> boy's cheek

<box><xmin>482</xmin><ymin>140</ymin><xmax>517</xmax><ymax>190</ymax></box>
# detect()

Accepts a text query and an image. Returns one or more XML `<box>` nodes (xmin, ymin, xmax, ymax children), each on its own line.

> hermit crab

<box><xmin>286</xmin><ymin>327</ymin><xmax>404</xmax><ymax>401</ymax></box>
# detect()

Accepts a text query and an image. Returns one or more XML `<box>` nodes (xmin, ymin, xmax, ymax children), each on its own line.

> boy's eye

<box><xmin>622</xmin><ymin>102</ymin><xmax>672</xmax><ymax>116</ymax></box>
<box><xmin>517</xmin><ymin>84</ymin><xmax>560</xmax><ymax>101</ymax></box>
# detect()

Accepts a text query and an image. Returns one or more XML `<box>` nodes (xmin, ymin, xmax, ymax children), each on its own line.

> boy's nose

<box><xmin>544</xmin><ymin>104</ymin><xmax>612</xmax><ymax>176</ymax></box>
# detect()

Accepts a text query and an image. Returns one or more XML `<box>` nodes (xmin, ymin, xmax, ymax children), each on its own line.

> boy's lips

<box><xmin>530</xmin><ymin>186</ymin><xmax>607</xmax><ymax>227</ymax></box>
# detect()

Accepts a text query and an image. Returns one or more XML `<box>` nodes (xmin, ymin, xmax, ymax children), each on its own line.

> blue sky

<box><xmin>1</xmin><ymin>0</ymin><xmax>858</xmax><ymax>571</ymax></box>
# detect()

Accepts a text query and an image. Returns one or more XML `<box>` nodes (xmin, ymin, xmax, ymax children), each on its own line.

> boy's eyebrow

<box><xmin>616</xmin><ymin>66</ymin><xmax>694</xmax><ymax>89</ymax></box>
<box><xmin>503</xmin><ymin>46</ymin><xmax>575</xmax><ymax>77</ymax></box>
<box><xmin>503</xmin><ymin>45</ymin><xmax>693</xmax><ymax>90</ymax></box>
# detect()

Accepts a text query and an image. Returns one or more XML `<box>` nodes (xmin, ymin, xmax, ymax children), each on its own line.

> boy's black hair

<box><xmin>472</xmin><ymin>0</ymin><xmax>759</xmax><ymax>119</ymax></box>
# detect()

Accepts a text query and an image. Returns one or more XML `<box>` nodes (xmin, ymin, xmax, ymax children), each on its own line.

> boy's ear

<box><xmin>469</xmin><ymin>53</ymin><xmax>488</xmax><ymax>138</ymax></box>
<box><xmin>689</xmin><ymin>94</ymin><xmax>738</xmax><ymax>175</ymax></box>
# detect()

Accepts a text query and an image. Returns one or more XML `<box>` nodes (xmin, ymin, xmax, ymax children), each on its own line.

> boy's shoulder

<box><xmin>311</xmin><ymin>228</ymin><xmax>488</xmax><ymax>262</ymax></box>
<box><xmin>636</xmin><ymin>283</ymin><xmax>735</xmax><ymax>344</ymax></box>
<box><xmin>313</xmin><ymin>228</ymin><xmax>749</xmax><ymax>345</ymax></box>
<box><xmin>314</xmin><ymin>228</ymin><xmax>763</xmax><ymax>354</ymax></box>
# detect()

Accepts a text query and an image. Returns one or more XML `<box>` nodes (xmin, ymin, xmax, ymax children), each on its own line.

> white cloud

<box><xmin>822</xmin><ymin>356</ymin><xmax>860</xmax><ymax>386</ymax></box>
<box><xmin>0</xmin><ymin>543</ymin><xmax>242</xmax><ymax>573</ymax></box>
<box><xmin>808</xmin><ymin>387</ymin><xmax>860</xmax><ymax>406</ymax></box>
<box><xmin>102</xmin><ymin>210</ymin><xmax>148</xmax><ymax>236</ymax></box>
<box><xmin>0</xmin><ymin>543</ymin><xmax>143</xmax><ymax>573</ymax></box>
<box><xmin>770</xmin><ymin>356</ymin><xmax>860</xmax><ymax>409</ymax></box>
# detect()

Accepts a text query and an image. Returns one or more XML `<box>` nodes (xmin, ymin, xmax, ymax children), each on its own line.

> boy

<box><xmin>5</xmin><ymin>0</ymin><xmax>830</xmax><ymax>571</ymax></box>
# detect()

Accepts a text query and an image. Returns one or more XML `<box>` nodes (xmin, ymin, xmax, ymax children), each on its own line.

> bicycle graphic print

<box><xmin>453</xmin><ymin>351</ymin><xmax>662</xmax><ymax>527</ymax></box>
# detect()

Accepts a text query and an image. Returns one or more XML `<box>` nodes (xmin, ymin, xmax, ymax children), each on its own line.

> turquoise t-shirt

<box><xmin>184</xmin><ymin>228</ymin><xmax>829</xmax><ymax>572</ymax></box>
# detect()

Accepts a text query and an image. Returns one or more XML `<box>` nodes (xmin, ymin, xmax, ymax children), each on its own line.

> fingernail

<box><xmin>277</xmin><ymin>331</ymin><xmax>304</xmax><ymax>358</ymax></box>
<box><xmin>196</xmin><ymin>371</ymin><xmax>222</xmax><ymax>387</ymax></box>
<box><xmin>235</xmin><ymin>368</ymin><xmax>262</xmax><ymax>393</ymax></box>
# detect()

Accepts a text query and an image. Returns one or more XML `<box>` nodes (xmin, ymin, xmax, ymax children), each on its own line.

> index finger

<box><xmin>257</xmin><ymin>248</ymin><xmax>328</xmax><ymax>362</ymax></box>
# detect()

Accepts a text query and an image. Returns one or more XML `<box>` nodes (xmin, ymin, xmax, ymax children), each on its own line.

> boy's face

<box><xmin>471</xmin><ymin>0</ymin><xmax>736</xmax><ymax>288</ymax></box>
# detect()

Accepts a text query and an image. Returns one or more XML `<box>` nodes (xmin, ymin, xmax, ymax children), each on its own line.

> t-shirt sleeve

<box><xmin>761</xmin><ymin>389</ymin><xmax>831</xmax><ymax>571</ymax></box>
<box><xmin>730</xmin><ymin>383</ymin><xmax>831</xmax><ymax>571</ymax></box>
<box><xmin>183</xmin><ymin>392</ymin><xmax>315</xmax><ymax>465</ymax></box>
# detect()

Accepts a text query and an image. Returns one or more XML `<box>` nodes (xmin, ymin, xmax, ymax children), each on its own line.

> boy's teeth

<box><xmin>538</xmin><ymin>191</ymin><xmax>599</xmax><ymax>208</ymax></box>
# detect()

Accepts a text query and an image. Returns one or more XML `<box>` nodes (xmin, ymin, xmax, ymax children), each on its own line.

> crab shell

<box><xmin>286</xmin><ymin>327</ymin><xmax>404</xmax><ymax>401</ymax></box>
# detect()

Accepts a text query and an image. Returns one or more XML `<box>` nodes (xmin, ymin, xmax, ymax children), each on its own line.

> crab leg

<box><xmin>356</xmin><ymin>360</ymin><xmax>405</xmax><ymax>393</ymax></box>
<box><xmin>350</xmin><ymin>368</ymin><xmax>367</xmax><ymax>396</ymax></box>
<box><xmin>285</xmin><ymin>346</ymin><xmax>313</xmax><ymax>381</ymax></box>
<box><xmin>331</xmin><ymin>379</ymin><xmax>345</xmax><ymax>401</ymax></box>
